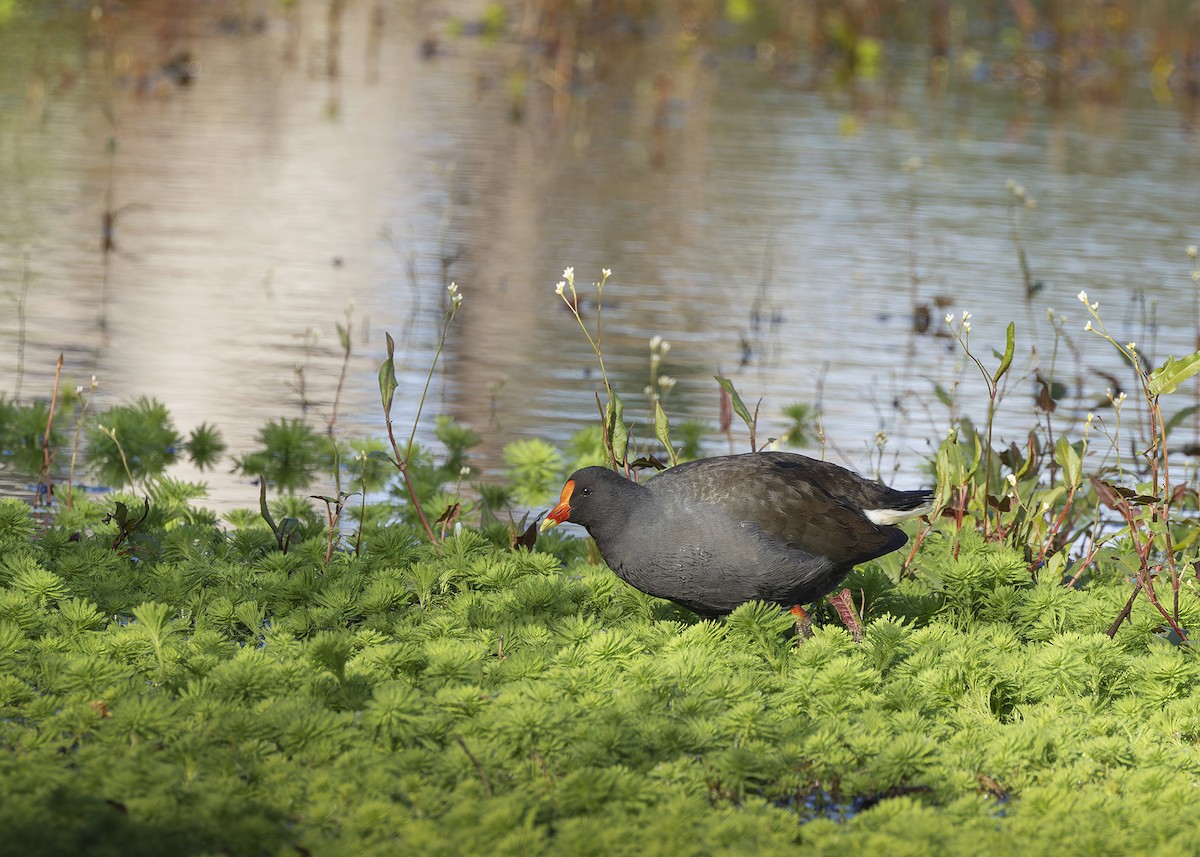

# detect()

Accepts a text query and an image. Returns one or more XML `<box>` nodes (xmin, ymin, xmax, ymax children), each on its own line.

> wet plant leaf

<box><xmin>1148</xmin><ymin>352</ymin><xmax>1200</xmax><ymax>397</ymax></box>
<box><xmin>378</xmin><ymin>332</ymin><xmax>399</xmax><ymax>411</ymax></box>
<box><xmin>1034</xmin><ymin>374</ymin><xmax>1058</xmax><ymax>412</ymax></box>
<box><xmin>714</xmin><ymin>376</ymin><xmax>753</xmax><ymax>430</ymax></box>
<box><xmin>628</xmin><ymin>455</ymin><xmax>667</xmax><ymax>471</ymax></box>
<box><xmin>1054</xmin><ymin>436</ymin><xmax>1083</xmax><ymax>487</ymax></box>
<box><xmin>512</xmin><ymin>518</ymin><xmax>538</xmax><ymax>551</ymax></box>
<box><xmin>932</xmin><ymin>383</ymin><xmax>955</xmax><ymax>409</ymax></box>
<box><xmin>653</xmin><ymin>400</ymin><xmax>675</xmax><ymax>465</ymax></box>
<box><xmin>991</xmin><ymin>321</ymin><xmax>1015</xmax><ymax>386</ymax></box>
<box><xmin>605</xmin><ymin>393</ymin><xmax>628</xmax><ymax>465</ymax></box>
<box><xmin>1091</xmin><ymin>479</ymin><xmax>1157</xmax><ymax>509</ymax></box>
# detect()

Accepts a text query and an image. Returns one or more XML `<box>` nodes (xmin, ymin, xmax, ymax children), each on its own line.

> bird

<box><xmin>538</xmin><ymin>451</ymin><xmax>931</xmax><ymax>619</ymax></box>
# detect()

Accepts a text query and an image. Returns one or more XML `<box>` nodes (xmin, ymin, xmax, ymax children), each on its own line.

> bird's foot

<box><xmin>789</xmin><ymin>605</ymin><xmax>814</xmax><ymax>641</ymax></box>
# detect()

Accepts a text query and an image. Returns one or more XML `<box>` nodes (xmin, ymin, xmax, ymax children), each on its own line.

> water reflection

<box><xmin>1</xmin><ymin>0</ymin><xmax>1198</xmax><ymax>509</ymax></box>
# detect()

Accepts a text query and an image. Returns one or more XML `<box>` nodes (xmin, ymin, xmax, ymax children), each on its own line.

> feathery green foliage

<box><xmin>3</xmin><ymin>494</ymin><xmax>1200</xmax><ymax>855</ymax></box>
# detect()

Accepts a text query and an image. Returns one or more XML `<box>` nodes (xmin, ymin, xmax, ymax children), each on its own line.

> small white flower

<box><xmin>447</xmin><ymin>282</ymin><xmax>458</xmax><ymax>294</ymax></box>
<box><xmin>75</xmin><ymin>385</ymin><xmax>84</xmax><ymax>395</ymax></box>
<box><xmin>1045</xmin><ymin>308</ymin><xmax>1055</xmax><ymax>321</ymax></box>
<box><xmin>1077</xmin><ymin>290</ymin><xmax>1088</xmax><ymax>304</ymax></box>
<box><xmin>602</xmin><ymin>268</ymin><xmax>611</xmax><ymax>277</ymax></box>
<box><xmin>659</xmin><ymin>375</ymin><xmax>676</xmax><ymax>389</ymax></box>
<box><xmin>1188</xmin><ymin>245</ymin><xmax>1198</xmax><ymax>260</ymax></box>
<box><xmin>650</xmin><ymin>335</ymin><xmax>663</xmax><ymax>351</ymax></box>
<box><xmin>961</xmin><ymin>310</ymin><xmax>971</xmax><ymax>322</ymax></box>
<box><xmin>563</xmin><ymin>266</ymin><xmax>574</xmax><ymax>281</ymax></box>
<box><xmin>459</xmin><ymin>466</ymin><xmax>471</xmax><ymax>477</ymax></box>
<box><xmin>944</xmin><ymin>313</ymin><xmax>954</xmax><ymax>325</ymax></box>
<box><xmin>660</xmin><ymin>340</ymin><xmax>670</xmax><ymax>354</ymax></box>
<box><xmin>1085</xmin><ymin>412</ymin><xmax>1095</xmax><ymax>428</ymax></box>
<box><xmin>1127</xmin><ymin>341</ymin><xmax>1136</xmax><ymax>352</ymax></box>
<box><xmin>963</xmin><ymin>321</ymin><xmax>971</xmax><ymax>334</ymax></box>
<box><xmin>555</xmin><ymin>281</ymin><xmax>565</xmax><ymax>296</ymax></box>
<box><xmin>1084</xmin><ymin>320</ymin><xmax>1093</xmax><ymax>332</ymax></box>
<box><xmin>1006</xmin><ymin>473</ymin><xmax>1018</xmax><ymax>488</ymax></box>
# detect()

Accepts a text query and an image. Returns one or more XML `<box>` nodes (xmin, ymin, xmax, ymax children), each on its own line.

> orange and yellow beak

<box><xmin>539</xmin><ymin>479</ymin><xmax>575</xmax><ymax>533</ymax></box>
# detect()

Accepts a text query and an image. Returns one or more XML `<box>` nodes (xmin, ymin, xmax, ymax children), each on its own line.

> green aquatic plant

<box><xmin>0</xmin><ymin>396</ymin><xmax>61</xmax><ymax>484</ymax></box>
<box><xmin>555</xmin><ymin>266</ymin><xmax>632</xmax><ymax>471</ymax></box>
<box><xmin>1</xmin><ymin>493</ymin><xmax>1200</xmax><ymax>855</ymax></box>
<box><xmin>779</xmin><ymin>402</ymin><xmax>817</xmax><ymax>448</ymax></box>
<box><xmin>379</xmin><ymin>282</ymin><xmax>465</xmax><ymax>543</ymax></box>
<box><xmin>928</xmin><ymin>290</ymin><xmax>1200</xmax><ymax>643</ymax></box>
<box><xmin>85</xmin><ymin>397</ymin><xmax>225</xmax><ymax>492</ymax></box>
<box><xmin>504</xmin><ymin>438</ymin><xmax>565</xmax><ymax>507</ymax></box>
<box><xmin>1075</xmin><ymin>290</ymin><xmax>1200</xmax><ymax>641</ymax></box>
<box><xmin>234</xmin><ymin>417</ymin><xmax>327</xmax><ymax>493</ymax></box>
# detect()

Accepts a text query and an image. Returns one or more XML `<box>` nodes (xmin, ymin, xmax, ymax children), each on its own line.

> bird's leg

<box><xmin>789</xmin><ymin>605</ymin><xmax>814</xmax><ymax>641</ymax></box>
<box><xmin>827</xmin><ymin>588</ymin><xmax>864</xmax><ymax>642</ymax></box>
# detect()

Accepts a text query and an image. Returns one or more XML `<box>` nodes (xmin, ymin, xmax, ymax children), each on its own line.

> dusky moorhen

<box><xmin>538</xmin><ymin>451</ymin><xmax>931</xmax><ymax>617</ymax></box>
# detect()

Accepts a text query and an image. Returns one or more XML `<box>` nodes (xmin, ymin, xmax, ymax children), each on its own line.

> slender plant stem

<box><xmin>36</xmin><ymin>354</ymin><xmax>65</xmax><ymax>507</ymax></box>
<box><xmin>406</xmin><ymin>317</ymin><xmax>451</xmax><ymax>463</ymax></box>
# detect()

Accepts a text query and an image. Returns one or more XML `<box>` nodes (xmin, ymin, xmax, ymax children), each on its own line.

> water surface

<box><xmin>2</xmin><ymin>0</ymin><xmax>1198</xmax><ymax>508</ymax></box>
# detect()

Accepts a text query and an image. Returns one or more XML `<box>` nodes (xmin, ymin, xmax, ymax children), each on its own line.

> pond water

<box><xmin>2</xmin><ymin>0</ymin><xmax>1198</xmax><ymax>509</ymax></box>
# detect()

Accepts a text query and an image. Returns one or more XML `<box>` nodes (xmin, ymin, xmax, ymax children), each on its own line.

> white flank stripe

<box><xmin>864</xmin><ymin>506</ymin><xmax>927</xmax><ymax>526</ymax></box>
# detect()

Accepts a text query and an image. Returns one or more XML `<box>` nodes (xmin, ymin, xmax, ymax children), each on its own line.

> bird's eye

<box><xmin>579</xmin><ymin>487</ymin><xmax>592</xmax><ymax>497</ymax></box>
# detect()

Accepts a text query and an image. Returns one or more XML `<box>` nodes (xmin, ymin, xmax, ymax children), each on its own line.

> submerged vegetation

<box><xmin>2</xmin><ymin>247</ymin><xmax>1199</xmax><ymax>854</ymax></box>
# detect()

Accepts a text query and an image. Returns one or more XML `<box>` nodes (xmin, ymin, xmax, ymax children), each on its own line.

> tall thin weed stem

<box><xmin>66</xmin><ymin>375</ymin><xmax>99</xmax><ymax>511</ymax></box>
<box><xmin>945</xmin><ymin>313</ymin><xmax>1015</xmax><ymax>540</ymax></box>
<box><xmin>36</xmin><ymin>354</ymin><xmax>65</xmax><ymax>508</ymax></box>
<box><xmin>1078</xmin><ymin>289</ymin><xmax>1200</xmax><ymax>639</ymax></box>
<box><xmin>379</xmin><ymin>283</ymin><xmax>463</xmax><ymax>543</ymax></box>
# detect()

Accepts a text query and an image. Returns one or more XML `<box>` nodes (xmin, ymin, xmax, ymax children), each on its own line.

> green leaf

<box><xmin>1054</xmin><ymin>436</ymin><xmax>1082</xmax><ymax>487</ymax></box>
<box><xmin>992</xmin><ymin>322</ymin><xmax>1015</xmax><ymax>386</ymax></box>
<box><xmin>653</xmin><ymin>400</ymin><xmax>677</xmax><ymax>465</ymax></box>
<box><xmin>606</xmin><ymin>393</ymin><xmax>628</xmax><ymax>465</ymax></box>
<box><xmin>932</xmin><ymin>383</ymin><xmax>955</xmax><ymax>409</ymax></box>
<box><xmin>1148</xmin><ymin>352</ymin><xmax>1200</xmax><ymax>397</ymax></box>
<box><xmin>336</xmin><ymin>322</ymin><xmax>351</xmax><ymax>353</ymax></box>
<box><xmin>378</xmin><ymin>333</ymin><xmax>399</xmax><ymax>412</ymax></box>
<box><xmin>714</xmin><ymin>376</ymin><xmax>754</xmax><ymax>430</ymax></box>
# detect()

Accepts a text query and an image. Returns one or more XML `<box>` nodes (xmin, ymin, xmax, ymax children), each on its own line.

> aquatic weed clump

<box><xmin>3</xmin><ymin>496</ymin><xmax>1200</xmax><ymax>854</ymax></box>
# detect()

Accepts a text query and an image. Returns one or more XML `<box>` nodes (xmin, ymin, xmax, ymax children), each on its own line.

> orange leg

<box><xmin>789</xmin><ymin>604</ymin><xmax>814</xmax><ymax>640</ymax></box>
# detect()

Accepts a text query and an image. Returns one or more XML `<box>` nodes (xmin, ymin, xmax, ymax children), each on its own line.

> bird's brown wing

<box><xmin>647</xmin><ymin>454</ymin><xmax>906</xmax><ymax>565</ymax></box>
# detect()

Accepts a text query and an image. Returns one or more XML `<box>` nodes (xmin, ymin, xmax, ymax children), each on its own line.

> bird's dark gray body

<box><xmin>548</xmin><ymin>452</ymin><xmax>930</xmax><ymax>617</ymax></box>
